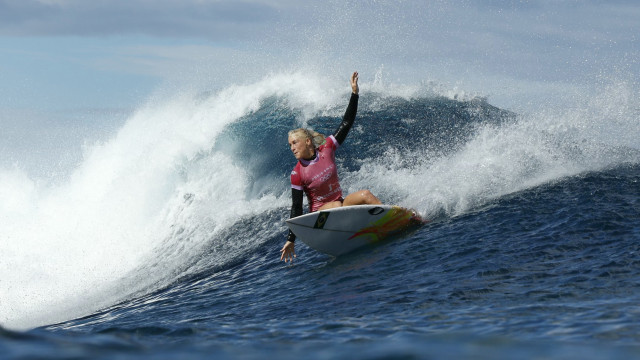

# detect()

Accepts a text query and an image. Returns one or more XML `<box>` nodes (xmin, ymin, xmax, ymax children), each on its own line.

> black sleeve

<box><xmin>333</xmin><ymin>93</ymin><xmax>359</xmax><ymax>145</ymax></box>
<box><xmin>287</xmin><ymin>188</ymin><xmax>304</xmax><ymax>242</ymax></box>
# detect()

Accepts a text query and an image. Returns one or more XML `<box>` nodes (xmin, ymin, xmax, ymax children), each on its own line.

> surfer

<box><xmin>280</xmin><ymin>71</ymin><xmax>381</xmax><ymax>262</ymax></box>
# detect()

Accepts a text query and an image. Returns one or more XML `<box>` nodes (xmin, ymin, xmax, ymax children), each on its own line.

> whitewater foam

<box><xmin>1</xmin><ymin>72</ymin><xmax>637</xmax><ymax>331</ymax></box>
<box><xmin>0</xmin><ymin>73</ymin><xmax>339</xmax><ymax>330</ymax></box>
<box><xmin>341</xmin><ymin>79</ymin><xmax>640</xmax><ymax>220</ymax></box>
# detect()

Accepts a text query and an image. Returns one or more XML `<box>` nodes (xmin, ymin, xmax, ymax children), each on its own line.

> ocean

<box><xmin>1</xmin><ymin>73</ymin><xmax>639</xmax><ymax>359</ymax></box>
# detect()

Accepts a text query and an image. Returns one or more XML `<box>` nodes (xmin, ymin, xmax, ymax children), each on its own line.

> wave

<box><xmin>1</xmin><ymin>72</ymin><xmax>638</xmax><ymax>330</ymax></box>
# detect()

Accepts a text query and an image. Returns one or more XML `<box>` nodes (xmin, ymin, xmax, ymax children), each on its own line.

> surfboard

<box><xmin>285</xmin><ymin>205</ymin><xmax>426</xmax><ymax>257</ymax></box>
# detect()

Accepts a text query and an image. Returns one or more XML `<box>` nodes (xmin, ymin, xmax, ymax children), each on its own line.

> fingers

<box><xmin>280</xmin><ymin>244</ymin><xmax>296</xmax><ymax>262</ymax></box>
<box><xmin>351</xmin><ymin>71</ymin><xmax>359</xmax><ymax>94</ymax></box>
<box><xmin>281</xmin><ymin>252</ymin><xmax>296</xmax><ymax>262</ymax></box>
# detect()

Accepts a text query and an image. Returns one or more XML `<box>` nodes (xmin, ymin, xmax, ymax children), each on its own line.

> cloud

<box><xmin>0</xmin><ymin>0</ymin><xmax>283</xmax><ymax>39</ymax></box>
<box><xmin>0</xmin><ymin>0</ymin><xmax>638</xmax><ymax>112</ymax></box>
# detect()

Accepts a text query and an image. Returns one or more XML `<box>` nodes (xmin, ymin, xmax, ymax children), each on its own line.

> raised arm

<box><xmin>333</xmin><ymin>72</ymin><xmax>359</xmax><ymax>145</ymax></box>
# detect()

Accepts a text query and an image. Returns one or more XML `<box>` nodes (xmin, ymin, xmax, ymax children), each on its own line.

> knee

<box><xmin>344</xmin><ymin>190</ymin><xmax>382</xmax><ymax>206</ymax></box>
<box><xmin>360</xmin><ymin>190</ymin><xmax>374</xmax><ymax>199</ymax></box>
<box><xmin>359</xmin><ymin>190</ymin><xmax>381</xmax><ymax>204</ymax></box>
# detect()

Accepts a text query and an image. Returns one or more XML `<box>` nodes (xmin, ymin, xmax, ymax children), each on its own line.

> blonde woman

<box><xmin>281</xmin><ymin>72</ymin><xmax>381</xmax><ymax>262</ymax></box>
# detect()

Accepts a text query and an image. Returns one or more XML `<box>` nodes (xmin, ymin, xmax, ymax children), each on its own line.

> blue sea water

<box><xmin>1</xmin><ymin>75</ymin><xmax>639</xmax><ymax>359</ymax></box>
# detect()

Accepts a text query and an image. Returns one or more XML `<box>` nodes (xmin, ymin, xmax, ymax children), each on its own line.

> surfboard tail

<box><xmin>348</xmin><ymin>206</ymin><xmax>425</xmax><ymax>243</ymax></box>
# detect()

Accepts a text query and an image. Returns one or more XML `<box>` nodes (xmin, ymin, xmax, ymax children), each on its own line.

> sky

<box><xmin>2</xmin><ymin>0</ymin><xmax>638</xmax><ymax>176</ymax></box>
<box><xmin>1</xmin><ymin>0</ymin><xmax>638</xmax><ymax>113</ymax></box>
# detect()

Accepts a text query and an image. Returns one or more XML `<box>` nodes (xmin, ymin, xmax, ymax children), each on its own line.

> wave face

<box><xmin>1</xmin><ymin>73</ymin><xmax>640</xmax><ymax>358</ymax></box>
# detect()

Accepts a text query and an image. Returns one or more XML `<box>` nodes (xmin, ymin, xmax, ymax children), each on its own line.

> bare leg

<box><xmin>317</xmin><ymin>200</ymin><xmax>343</xmax><ymax>211</ymax></box>
<box><xmin>342</xmin><ymin>190</ymin><xmax>382</xmax><ymax>207</ymax></box>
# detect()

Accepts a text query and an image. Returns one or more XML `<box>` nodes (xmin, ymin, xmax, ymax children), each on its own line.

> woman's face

<box><xmin>288</xmin><ymin>134</ymin><xmax>313</xmax><ymax>160</ymax></box>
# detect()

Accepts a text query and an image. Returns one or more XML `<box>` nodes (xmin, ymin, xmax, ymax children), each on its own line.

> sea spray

<box><xmin>0</xmin><ymin>73</ymin><xmax>341</xmax><ymax>330</ymax></box>
<box><xmin>341</xmin><ymin>80</ymin><xmax>640</xmax><ymax>219</ymax></box>
<box><xmin>2</xmin><ymin>74</ymin><xmax>638</xmax><ymax>331</ymax></box>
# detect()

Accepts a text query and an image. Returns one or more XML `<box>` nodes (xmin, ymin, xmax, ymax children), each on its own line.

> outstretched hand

<box><xmin>350</xmin><ymin>71</ymin><xmax>359</xmax><ymax>95</ymax></box>
<box><xmin>280</xmin><ymin>241</ymin><xmax>296</xmax><ymax>262</ymax></box>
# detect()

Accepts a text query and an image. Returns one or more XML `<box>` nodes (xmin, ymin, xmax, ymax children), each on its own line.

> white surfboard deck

<box><xmin>286</xmin><ymin>205</ymin><xmax>425</xmax><ymax>257</ymax></box>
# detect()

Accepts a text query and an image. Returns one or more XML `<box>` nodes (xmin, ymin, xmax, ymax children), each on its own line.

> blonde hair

<box><xmin>288</xmin><ymin>128</ymin><xmax>326</xmax><ymax>148</ymax></box>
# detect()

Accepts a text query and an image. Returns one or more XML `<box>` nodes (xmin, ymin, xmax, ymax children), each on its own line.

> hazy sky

<box><xmin>1</xmin><ymin>0</ymin><xmax>638</xmax><ymax>112</ymax></box>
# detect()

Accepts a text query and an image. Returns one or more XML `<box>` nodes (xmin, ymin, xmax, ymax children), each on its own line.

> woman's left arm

<box><xmin>333</xmin><ymin>72</ymin><xmax>359</xmax><ymax>145</ymax></box>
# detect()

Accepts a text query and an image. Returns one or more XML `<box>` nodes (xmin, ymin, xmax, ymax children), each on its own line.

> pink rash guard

<box><xmin>290</xmin><ymin>135</ymin><xmax>343</xmax><ymax>212</ymax></box>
